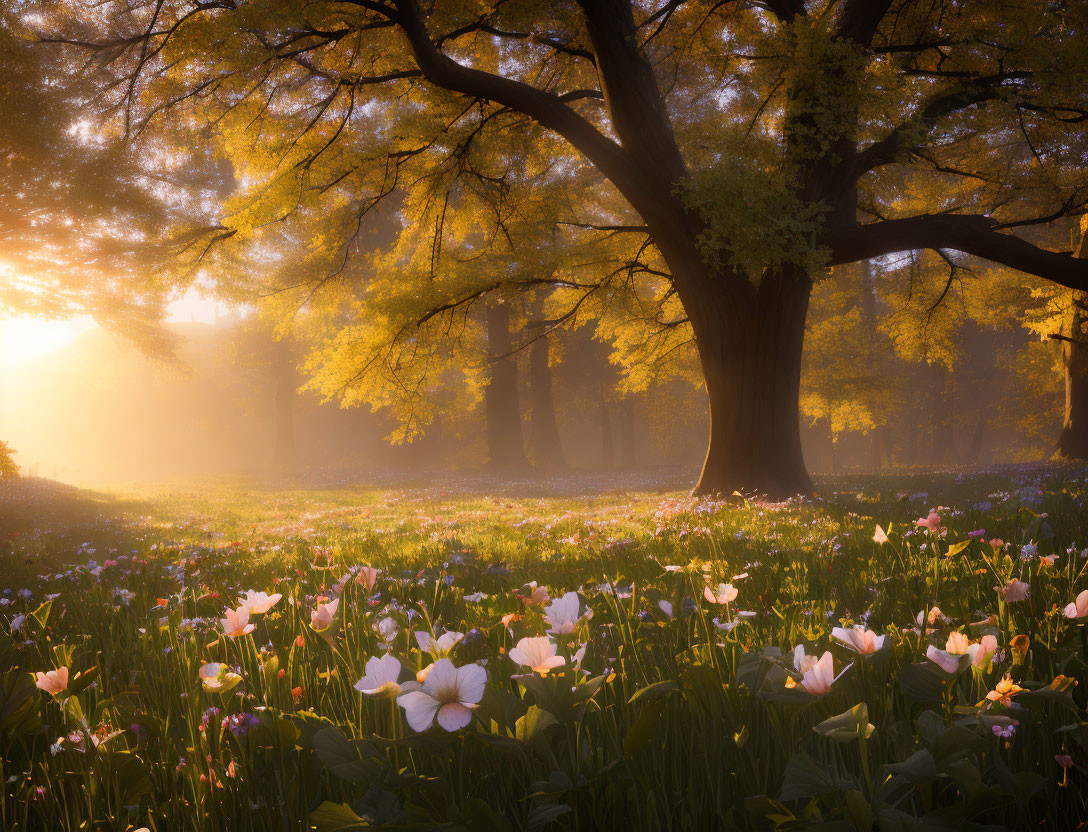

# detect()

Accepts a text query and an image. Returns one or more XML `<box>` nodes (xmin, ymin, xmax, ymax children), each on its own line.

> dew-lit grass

<box><xmin>3</xmin><ymin>467</ymin><xmax>1088</xmax><ymax>830</ymax></box>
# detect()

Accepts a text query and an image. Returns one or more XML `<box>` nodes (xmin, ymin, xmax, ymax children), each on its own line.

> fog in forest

<box><xmin>0</xmin><ymin>288</ymin><xmax>1063</xmax><ymax>488</ymax></box>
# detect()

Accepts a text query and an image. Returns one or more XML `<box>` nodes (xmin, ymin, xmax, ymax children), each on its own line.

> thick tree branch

<box><xmin>827</xmin><ymin>214</ymin><xmax>1088</xmax><ymax>291</ymax></box>
<box><xmin>853</xmin><ymin>82</ymin><xmax>1011</xmax><ymax>176</ymax></box>
<box><xmin>388</xmin><ymin>0</ymin><xmax>646</xmax><ymax>207</ymax></box>
<box><xmin>835</xmin><ymin>0</ymin><xmax>893</xmax><ymax>47</ymax></box>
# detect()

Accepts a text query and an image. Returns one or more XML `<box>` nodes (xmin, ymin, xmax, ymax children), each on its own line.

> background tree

<box><xmin>47</xmin><ymin>0</ymin><xmax>1088</xmax><ymax>495</ymax></box>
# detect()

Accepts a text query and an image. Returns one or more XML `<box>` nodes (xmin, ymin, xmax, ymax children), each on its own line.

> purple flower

<box><xmin>968</xmin><ymin>529</ymin><xmax>985</xmax><ymax>539</ymax></box>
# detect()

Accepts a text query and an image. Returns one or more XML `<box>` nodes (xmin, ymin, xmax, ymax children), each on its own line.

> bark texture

<box><xmin>485</xmin><ymin>303</ymin><xmax>528</xmax><ymax>469</ymax></box>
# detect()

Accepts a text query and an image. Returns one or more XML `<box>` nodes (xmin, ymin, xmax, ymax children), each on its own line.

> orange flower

<box><xmin>984</xmin><ymin>675</ymin><xmax>1024</xmax><ymax>707</ymax></box>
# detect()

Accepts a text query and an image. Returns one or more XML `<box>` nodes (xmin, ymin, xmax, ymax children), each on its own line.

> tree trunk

<box><xmin>527</xmin><ymin>324</ymin><xmax>567</xmax><ymax>470</ymax></box>
<box><xmin>485</xmin><ymin>303</ymin><xmax>528</xmax><ymax>470</ymax></box>
<box><xmin>928</xmin><ymin>364</ymin><xmax>956</xmax><ymax>464</ymax></box>
<box><xmin>618</xmin><ymin>400</ymin><xmax>637</xmax><ymax>468</ymax></box>
<box><xmin>600</xmin><ymin>396</ymin><xmax>615</xmax><ymax>468</ymax></box>
<box><xmin>272</xmin><ymin>336</ymin><xmax>297</xmax><ymax>472</ymax></box>
<box><xmin>962</xmin><ymin>410</ymin><xmax>988</xmax><ymax>465</ymax></box>
<box><xmin>1057</xmin><ymin>224</ymin><xmax>1088</xmax><ymax>459</ymax></box>
<box><xmin>689</xmin><ymin>267</ymin><xmax>813</xmax><ymax>497</ymax></box>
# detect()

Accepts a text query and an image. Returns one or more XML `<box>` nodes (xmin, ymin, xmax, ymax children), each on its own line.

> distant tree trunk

<box><xmin>929</xmin><ymin>364</ymin><xmax>956</xmax><ymax>464</ymax></box>
<box><xmin>1055</xmin><ymin>224</ymin><xmax>1088</xmax><ymax>460</ymax></box>
<box><xmin>962</xmin><ymin>410</ymin><xmax>988</xmax><ymax>465</ymax></box>
<box><xmin>905</xmin><ymin>420</ymin><xmax>919</xmax><ymax>465</ymax></box>
<box><xmin>485</xmin><ymin>303</ymin><xmax>528</xmax><ymax>470</ymax></box>
<box><xmin>527</xmin><ymin>322</ymin><xmax>567</xmax><ymax>470</ymax></box>
<box><xmin>272</xmin><ymin>336</ymin><xmax>297</xmax><ymax>471</ymax></box>
<box><xmin>859</xmin><ymin>260</ymin><xmax>890</xmax><ymax>470</ymax></box>
<box><xmin>600</xmin><ymin>397</ymin><xmax>615</xmax><ymax>468</ymax></box>
<box><xmin>618</xmin><ymin>400</ymin><xmax>637</xmax><ymax>468</ymax></box>
<box><xmin>874</xmin><ymin>425</ymin><xmax>893</xmax><ymax>468</ymax></box>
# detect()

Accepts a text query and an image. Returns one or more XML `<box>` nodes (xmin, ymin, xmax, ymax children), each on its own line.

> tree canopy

<box><xmin>23</xmin><ymin>0</ymin><xmax>1088</xmax><ymax>493</ymax></box>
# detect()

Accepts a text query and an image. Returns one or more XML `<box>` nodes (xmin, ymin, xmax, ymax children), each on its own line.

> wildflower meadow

<box><xmin>3</xmin><ymin>469</ymin><xmax>1088</xmax><ymax>830</ymax></box>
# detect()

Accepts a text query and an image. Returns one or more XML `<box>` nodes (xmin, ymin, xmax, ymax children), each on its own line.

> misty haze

<box><xmin>3</xmin><ymin>1</ymin><xmax>1088</xmax><ymax>831</ymax></box>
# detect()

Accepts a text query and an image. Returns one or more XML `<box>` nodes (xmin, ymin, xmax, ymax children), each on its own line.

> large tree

<box><xmin>47</xmin><ymin>0</ymin><xmax>1088</xmax><ymax>495</ymax></box>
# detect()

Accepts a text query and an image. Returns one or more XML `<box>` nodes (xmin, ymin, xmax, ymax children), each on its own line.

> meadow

<box><xmin>2</xmin><ymin>467</ymin><xmax>1088</xmax><ymax>831</ymax></box>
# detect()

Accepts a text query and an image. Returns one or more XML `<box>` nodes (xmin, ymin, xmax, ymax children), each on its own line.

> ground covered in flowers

<box><xmin>3</xmin><ymin>468</ymin><xmax>1088</xmax><ymax>831</ymax></box>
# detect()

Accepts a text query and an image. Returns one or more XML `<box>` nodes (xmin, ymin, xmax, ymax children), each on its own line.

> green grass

<box><xmin>2</xmin><ymin>467</ymin><xmax>1088</xmax><ymax>831</ymax></box>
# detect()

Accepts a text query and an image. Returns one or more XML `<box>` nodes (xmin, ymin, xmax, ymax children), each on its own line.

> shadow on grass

<box><xmin>0</xmin><ymin>478</ymin><xmax>151</xmax><ymax>588</ymax></box>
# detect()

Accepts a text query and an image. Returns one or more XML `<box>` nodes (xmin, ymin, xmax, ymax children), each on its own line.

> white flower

<box><xmin>508</xmin><ymin>637</ymin><xmax>566</xmax><ymax>675</ymax></box>
<box><xmin>10</xmin><ymin>613</ymin><xmax>26</xmax><ymax>633</ymax></box>
<box><xmin>199</xmin><ymin>662</ymin><xmax>240</xmax><ymax>692</ymax></box>
<box><xmin>544</xmin><ymin>591</ymin><xmax>588</xmax><ymax>635</ymax></box>
<box><xmin>658</xmin><ymin>600</ymin><xmax>674</xmax><ymax>618</ymax></box>
<box><xmin>415</xmin><ymin>630</ymin><xmax>464</xmax><ymax>657</ymax></box>
<box><xmin>239</xmin><ymin>590</ymin><xmax>282</xmax><ymax>614</ymax></box>
<box><xmin>703</xmin><ymin>583</ymin><xmax>738</xmax><ymax>605</ymax></box>
<box><xmin>354</xmin><ymin>654</ymin><xmax>409</xmax><ymax>697</ymax></box>
<box><xmin>397</xmin><ymin>658</ymin><xmax>486</xmax><ymax>732</ymax></box>
<box><xmin>925</xmin><ymin>644</ymin><xmax>963</xmax><ymax>674</ymax></box>
<box><xmin>463</xmin><ymin>592</ymin><xmax>488</xmax><ymax>603</ymax></box>
<box><xmin>831</xmin><ymin>626</ymin><xmax>885</xmax><ymax>655</ymax></box>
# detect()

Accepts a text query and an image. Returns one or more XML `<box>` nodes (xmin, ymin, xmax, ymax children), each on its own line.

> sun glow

<box><xmin>0</xmin><ymin>289</ymin><xmax>227</xmax><ymax>369</ymax></box>
<box><xmin>0</xmin><ymin>315</ymin><xmax>98</xmax><ymax>368</ymax></box>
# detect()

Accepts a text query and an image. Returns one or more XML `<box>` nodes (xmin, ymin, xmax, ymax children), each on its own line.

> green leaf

<box><xmin>944</xmin><ymin>540</ymin><xmax>971</xmax><ymax>558</ymax></box>
<box><xmin>463</xmin><ymin>797</ymin><xmax>512</xmax><ymax>832</ymax></box>
<box><xmin>67</xmin><ymin>666</ymin><xmax>99</xmax><ymax>697</ymax></box>
<box><xmin>309</xmin><ymin>802</ymin><xmax>371</xmax><ymax>831</ymax></box>
<box><xmin>311</xmin><ymin>726</ymin><xmax>379</xmax><ymax>784</ymax></box>
<box><xmin>814</xmin><ymin>703</ymin><xmax>874</xmax><ymax>744</ymax></box>
<box><xmin>886</xmin><ymin>749</ymin><xmax>938</xmax><ymax>787</ymax></box>
<box><xmin>778</xmin><ymin>752</ymin><xmax>856</xmax><ymax>802</ymax></box>
<box><xmin>515</xmin><ymin>706</ymin><xmax>558</xmax><ymax>744</ymax></box>
<box><xmin>524</xmin><ymin>802</ymin><xmax>571</xmax><ymax>832</ymax></box>
<box><xmin>624</xmin><ymin>700</ymin><xmax>663</xmax><ymax>759</ymax></box>
<box><xmin>843</xmin><ymin>788</ymin><xmax>875</xmax><ymax>831</ymax></box>
<box><xmin>626</xmin><ymin>679</ymin><xmax>678</xmax><ymax>705</ymax></box>
<box><xmin>897</xmin><ymin>660</ymin><xmax>965</xmax><ymax>703</ymax></box>
<box><xmin>0</xmin><ymin>671</ymin><xmax>40</xmax><ymax>739</ymax></box>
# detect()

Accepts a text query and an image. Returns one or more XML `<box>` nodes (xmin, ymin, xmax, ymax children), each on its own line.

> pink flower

<box><xmin>995</xmin><ymin>579</ymin><xmax>1030</xmax><ymax>602</ymax></box>
<box><xmin>221</xmin><ymin>605</ymin><xmax>256</xmax><ymax>638</ymax></box>
<box><xmin>358</xmin><ymin>567</ymin><xmax>381</xmax><ymax>591</ymax></box>
<box><xmin>703</xmin><ymin>583</ymin><xmax>738</xmax><ymax>605</ymax></box>
<box><xmin>915</xmin><ymin>510</ymin><xmax>943</xmax><ymax>533</ymax></box>
<box><xmin>239</xmin><ymin>590</ymin><xmax>282</xmax><ymax>614</ymax></box>
<box><xmin>310</xmin><ymin>598</ymin><xmax>339</xmax><ymax>631</ymax></box>
<box><xmin>790</xmin><ymin>646</ymin><xmax>849</xmax><ymax>696</ymax></box>
<box><xmin>1064</xmin><ymin>589</ymin><xmax>1088</xmax><ymax>619</ymax></box>
<box><xmin>508</xmin><ymin>637</ymin><xmax>566</xmax><ymax>676</ymax></box>
<box><xmin>34</xmin><ymin>667</ymin><xmax>69</xmax><ymax>696</ymax></box>
<box><xmin>872</xmin><ymin>525</ymin><xmax>888</xmax><ymax>545</ymax></box>
<box><xmin>968</xmin><ymin>635</ymin><xmax>998</xmax><ymax>670</ymax></box>
<box><xmin>831</xmin><ymin>626</ymin><xmax>885</xmax><ymax>655</ymax></box>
